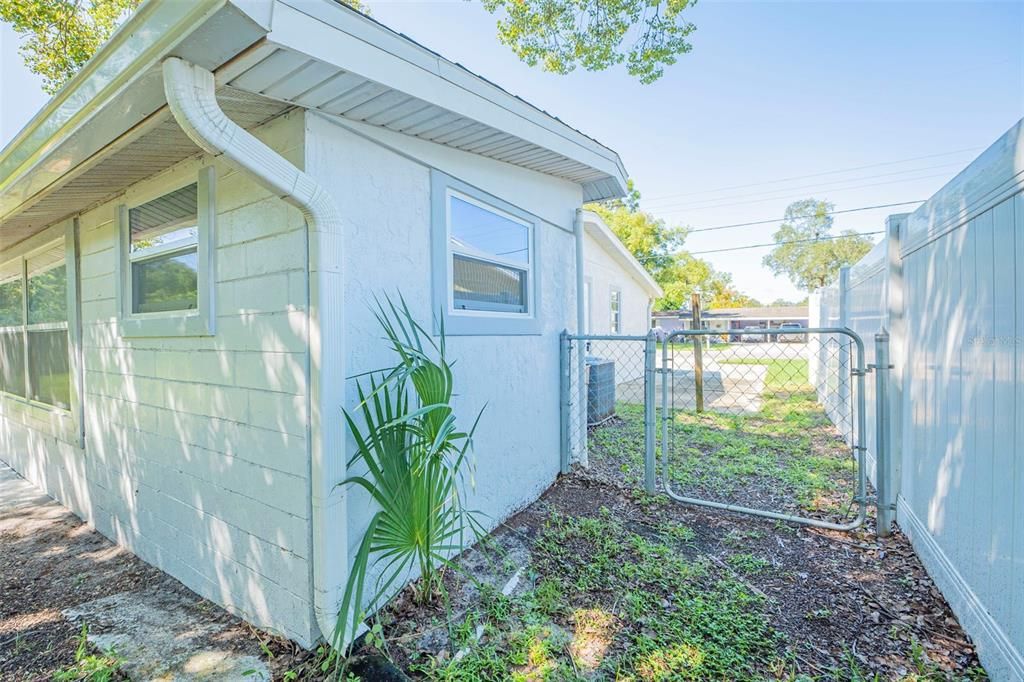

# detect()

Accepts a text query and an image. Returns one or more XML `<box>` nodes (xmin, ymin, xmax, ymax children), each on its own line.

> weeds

<box><xmin>52</xmin><ymin>625</ymin><xmax>121</xmax><ymax>682</ymax></box>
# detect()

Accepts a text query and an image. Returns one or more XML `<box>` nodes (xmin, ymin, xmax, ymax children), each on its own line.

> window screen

<box><xmin>0</xmin><ymin>245</ymin><xmax>70</xmax><ymax>408</ymax></box>
<box><xmin>449</xmin><ymin>194</ymin><xmax>531</xmax><ymax>314</ymax></box>
<box><xmin>128</xmin><ymin>184</ymin><xmax>199</xmax><ymax>314</ymax></box>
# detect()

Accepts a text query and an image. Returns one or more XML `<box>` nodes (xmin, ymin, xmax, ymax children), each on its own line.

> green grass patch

<box><xmin>589</xmin><ymin>355</ymin><xmax>854</xmax><ymax>514</ymax></box>
<box><xmin>422</xmin><ymin>509</ymin><xmax>780</xmax><ymax>681</ymax></box>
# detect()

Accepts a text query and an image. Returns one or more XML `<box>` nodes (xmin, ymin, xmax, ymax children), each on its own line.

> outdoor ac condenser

<box><xmin>586</xmin><ymin>357</ymin><xmax>616</xmax><ymax>424</ymax></box>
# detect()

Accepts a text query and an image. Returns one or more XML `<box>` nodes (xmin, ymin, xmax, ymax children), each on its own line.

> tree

<box><xmin>587</xmin><ymin>183</ymin><xmax>757</xmax><ymax>311</ymax></box>
<box><xmin>481</xmin><ymin>0</ymin><xmax>696</xmax><ymax>83</ymax></box>
<box><xmin>2</xmin><ymin>0</ymin><xmax>694</xmax><ymax>95</ymax></box>
<box><xmin>0</xmin><ymin>0</ymin><xmax>138</xmax><ymax>94</ymax></box>
<box><xmin>762</xmin><ymin>199</ymin><xmax>874</xmax><ymax>293</ymax></box>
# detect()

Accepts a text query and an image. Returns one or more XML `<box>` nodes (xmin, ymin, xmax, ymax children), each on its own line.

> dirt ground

<box><xmin>359</xmin><ymin>472</ymin><xmax>985</xmax><ymax>681</ymax></box>
<box><xmin>0</xmin><ymin>464</ymin><xmax>302</xmax><ymax>681</ymax></box>
<box><xmin>351</xmin><ymin>377</ymin><xmax>987</xmax><ymax>681</ymax></box>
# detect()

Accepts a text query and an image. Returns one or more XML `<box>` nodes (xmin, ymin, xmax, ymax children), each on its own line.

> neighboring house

<box><xmin>653</xmin><ymin>305</ymin><xmax>809</xmax><ymax>341</ymax></box>
<box><xmin>581</xmin><ymin>210</ymin><xmax>662</xmax><ymax>336</ymax></box>
<box><xmin>0</xmin><ymin>0</ymin><xmax>627</xmax><ymax>648</ymax></box>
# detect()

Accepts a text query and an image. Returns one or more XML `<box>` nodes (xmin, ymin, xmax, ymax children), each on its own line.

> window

<box><xmin>0</xmin><ymin>243</ymin><xmax>71</xmax><ymax>410</ymax></box>
<box><xmin>431</xmin><ymin>171</ymin><xmax>541</xmax><ymax>335</ymax></box>
<box><xmin>118</xmin><ymin>167</ymin><xmax>215</xmax><ymax>337</ymax></box>
<box><xmin>449</xmin><ymin>193</ymin><xmax>530</xmax><ymax>313</ymax></box>
<box><xmin>610</xmin><ymin>289</ymin><xmax>622</xmax><ymax>334</ymax></box>
<box><xmin>129</xmin><ymin>183</ymin><xmax>199</xmax><ymax>314</ymax></box>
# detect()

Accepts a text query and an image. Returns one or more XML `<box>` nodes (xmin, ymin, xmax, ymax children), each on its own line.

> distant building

<box><xmin>652</xmin><ymin>305</ymin><xmax>808</xmax><ymax>341</ymax></box>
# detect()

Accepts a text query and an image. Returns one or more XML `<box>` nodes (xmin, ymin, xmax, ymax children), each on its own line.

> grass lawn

<box><xmin>591</xmin><ymin>356</ymin><xmax>854</xmax><ymax>517</ymax></box>
<box><xmin>337</xmin><ymin>354</ymin><xmax>986</xmax><ymax>681</ymax></box>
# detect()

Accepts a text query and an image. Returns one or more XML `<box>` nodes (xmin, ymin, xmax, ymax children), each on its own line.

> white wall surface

<box><xmin>811</xmin><ymin>120</ymin><xmax>1024</xmax><ymax>680</ymax></box>
<box><xmin>305</xmin><ymin>112</ymin><xmax>581</xmax><ymax>613</ymax></box>
<box><xmin>583</xmin><ymin>230</ymin><xmax>651</xmax><ymax>337</ymax></box>
<box><xmin>0</xmin><ymin>112</ymin><xmax>317</xmax><ymax>645</ymax></box>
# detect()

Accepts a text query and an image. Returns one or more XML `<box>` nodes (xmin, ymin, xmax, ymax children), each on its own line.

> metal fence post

<box><xmin>837</xmin><ymin>266</ymin><xmax>852</xmax><ymax>443</ymax></box>
<box><xmin>874</xmin><ymin>329</ymin><xmax>893</xmax><ymax>537</ymax></box>
<box><xmin>559</xmin><ymin>329</ymin><xmax>571</xmax><ymax>474</ymax></box>
<box><xmin>691</xmin><ymin>293</ymin><xmax>704</xmax><ymax>412</ymax></box>
<box><xmin>643</xmin><ymin>331</ymin><xmax>657</xmax><ymax>494</ymax></box>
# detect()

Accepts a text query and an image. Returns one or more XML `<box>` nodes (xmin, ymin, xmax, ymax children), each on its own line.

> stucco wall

<box><xmin>0</xmin><ymin>112</ymin><xmax>316</xmax><ymax>645</ymax></box>
<box><xmin>304</xmin><ymin>112</ymin><xmax>580</xmax><ymax>605</ymax></box>
<box><xmin>583</xmin><ymin>230</ymin><xmax>651</xmax><ymax>337</ymax></box>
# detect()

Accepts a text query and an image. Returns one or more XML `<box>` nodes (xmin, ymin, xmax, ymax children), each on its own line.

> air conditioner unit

<box><xmin>586</xmin><ymin>357</ymin><xmax>615</xmax><ymax>424</ymax></box>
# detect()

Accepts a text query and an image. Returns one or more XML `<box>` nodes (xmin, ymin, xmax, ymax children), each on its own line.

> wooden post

<box><xmin>691</xmin><ymin>292</ymin><xmax>704</xmax><ymax>412</ymax></box>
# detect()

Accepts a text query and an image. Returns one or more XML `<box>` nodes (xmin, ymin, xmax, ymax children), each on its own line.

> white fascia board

<box><xmin>0</xmin><ymin>0</ymin><xmax>271</xmax><ymax>224</ymax></box>
<box><xmin>268</xmin><ymin>0</ymin><xmax>628</xmax><ymax>196</ymax></box>
<box><xmin>581</xmin><ymin>209</ymin><xmax>662</xmax><ymax>299</ymax></box>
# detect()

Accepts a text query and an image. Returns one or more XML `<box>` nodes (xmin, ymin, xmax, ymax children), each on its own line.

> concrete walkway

<box><xmin>0</xmin><ymin>463</ymin><xmax>271</xmax><ymax>681</ymax></box>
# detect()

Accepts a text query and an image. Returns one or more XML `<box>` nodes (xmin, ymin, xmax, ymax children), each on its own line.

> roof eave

<box><xmin>582</xmin><ymin>209</ymin><xmax>662</xmax><ymax>298</ymax></box>
<box><xmin>0</xmin><ymin>0</ymin><xmax>273</xmax><ymax>224</ymax></box>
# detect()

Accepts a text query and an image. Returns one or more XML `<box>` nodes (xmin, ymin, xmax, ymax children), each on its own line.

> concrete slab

<box><xmin>63</xmin><ymin>583</ymin><xmax>271</xmax><ymax>682</ymax></box>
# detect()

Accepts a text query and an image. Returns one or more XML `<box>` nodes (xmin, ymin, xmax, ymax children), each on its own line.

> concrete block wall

<box><xmin>0</xmin><ymin>111</ymin><xmax>317</xmax><ymax>645</ymax></box>
<box><xmin>304</xmin><ymin>112</ymin><xmax>581</xmax><ymax>603</ymax></box>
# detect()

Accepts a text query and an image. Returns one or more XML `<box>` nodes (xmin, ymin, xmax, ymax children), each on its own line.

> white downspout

<box><xmin>162</xmin><ymin>57</ymin><xmax>346</xmax><ymax>645</ymax></box>
<box><xmin>574</xmin><ymin>209</ymin><xmax>588</xmax><ymax>467</ymax></box>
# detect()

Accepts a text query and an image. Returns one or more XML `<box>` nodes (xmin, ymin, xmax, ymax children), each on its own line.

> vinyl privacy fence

<box><xmin>809</xmin><ymin>119</ymin><xmax>1024</xmax><ymax>681</ymax></box>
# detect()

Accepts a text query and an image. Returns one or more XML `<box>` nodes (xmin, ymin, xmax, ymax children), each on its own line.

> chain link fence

<box><xmin>561</xmin><ymin>328</ymin><xmax>870</xmax><ymax>531</ymax></box>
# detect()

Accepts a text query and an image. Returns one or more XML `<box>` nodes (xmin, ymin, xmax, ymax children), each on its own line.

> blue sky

<box><xmin>2</xmin><ymin>1</ymin><xmax>1022</xmax><ymax>302</ymax></box>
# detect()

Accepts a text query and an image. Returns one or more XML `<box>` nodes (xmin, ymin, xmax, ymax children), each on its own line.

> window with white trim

<box><xmin>449</xmin><ymin>190</ymin><xmax>532</xmax><ymax>314</ymax></box>
<box><xmin>118</xmin><ymin>166</ymin><xmax>215</xmax><ymax>337</ymax></box>
<box><xmin>0</xmin><ymin>243</ymin><xmax>71</xmax><ymax>410</ymax></box>
<box><xmin>610</xmin><ymin>289</ymin><xmax>622</xmax><ymax>334</ymax></box>
<box><xmin>128</xmin><ymin>182</ymin><xmax>199</xmax><ymax>314</ymax></box>
<box><xmin>431</xmin><ymin>171</ymin><xmax>541</xmax><ymax>336</ymax></box>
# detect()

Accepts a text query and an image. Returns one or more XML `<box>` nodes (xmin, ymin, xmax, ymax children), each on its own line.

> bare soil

<box><xmin>0</xmin><ymin>465</ymin><xmax>297</xmax><ymax>681</ymax></box>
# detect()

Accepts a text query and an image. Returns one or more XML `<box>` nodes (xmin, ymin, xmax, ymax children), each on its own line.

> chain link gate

<box><xmin>660</xmin><ymin>327</ymin><xmax>868</xmax><ymax>531</ymax></box>
<box><xmin>561</xmin><ymin>327</ymin><xmax>891</xmax><ymax>535</ymax></box>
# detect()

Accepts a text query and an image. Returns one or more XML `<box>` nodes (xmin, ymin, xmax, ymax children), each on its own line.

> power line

<box><xmin>655</xmin><ymin>171</ymin><xmax>950</xmax><ymax>214</ymax></box>
<box><xmin>645</xmin><ymin>161</ymin><xmax>963</xmax><ymax>212</ymax></box>
<box><xmin>687</xmin><ymin>200</ymin><xmax>923</xmax><ymax>234</ymax></box>
<box><xmin>640</xmin><ymin>147</ymin><xmax>981</xmax><ymax>204</ymax></box>
<box><xmin>690</xmin><ymin>231</ymin><xmax>884</xmax><ymax>256</ymax></box>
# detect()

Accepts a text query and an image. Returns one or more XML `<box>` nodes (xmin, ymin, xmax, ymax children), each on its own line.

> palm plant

<box><xmin>333</xmin><ymin>294</ymin><xmax>484</xmax><ymax>652</ymax></box>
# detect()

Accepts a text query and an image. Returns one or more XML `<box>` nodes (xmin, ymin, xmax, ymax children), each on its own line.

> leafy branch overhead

<box><xmin>0</xmin><ymin>0</ymin><xmax>139</xmax><ymax>95</ymax></box>
<box><xmin>1</xmin><ymin>0</ymin><xmax>694</xmax><ymax>95</ymax></box>
<box><xmin>481</xmin><ymin>0</ymin><xmax>696</xmax><ymax>83</ymax></box>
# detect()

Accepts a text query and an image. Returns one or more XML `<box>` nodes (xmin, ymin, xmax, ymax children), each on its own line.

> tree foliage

<box><xmin>588</xmin><ymin>183</ymin><xmax>757</xmax><ymax>311</ymax></box>
<box><xmin>481</xmin><ymin>0</ymin><xmax>696</xmax><ymax>83</ymax></box>
<box><xmin>0</xmin><ymin>0</ymin><xmax>139</xmax><ymax>95</ymax></box>
<box><xmin>2</xmin><ymin>0</ymin><xmax>691</xmax><ymax>95</ymax></box>
<box><xmin>762</xmin><ymin>199</ymin><xmax>874</xmax><ymax>293</ymax></box>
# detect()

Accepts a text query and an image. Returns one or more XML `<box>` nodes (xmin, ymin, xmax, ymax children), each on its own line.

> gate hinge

<box><xmin>851</xmin><ymin>368</ymin><xmax>868</xmax><ymax>377</ymax></box>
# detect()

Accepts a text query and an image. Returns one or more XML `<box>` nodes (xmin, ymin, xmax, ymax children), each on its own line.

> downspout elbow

<box><xmin>162</xmin><ymin>57</ymin><xmax>346</xmax><ymax>646</ymax></box>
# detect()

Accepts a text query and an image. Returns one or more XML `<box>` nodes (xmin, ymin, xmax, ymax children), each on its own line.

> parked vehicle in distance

<box><xmin>740</xmin><ymin>326</ymin><xmax>764</xmax><ymax>342</ymax></box>
<box><xmin>777</xmin><ymin>322</ymin><xmax>806</xmax><ymax>342</ymax></box>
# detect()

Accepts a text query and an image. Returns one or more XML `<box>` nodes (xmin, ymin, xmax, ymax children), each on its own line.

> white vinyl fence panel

<box><xmin>810</xmin><ymin>119</ymin><xmax>1024</xmax><ymax>681</ymax></box>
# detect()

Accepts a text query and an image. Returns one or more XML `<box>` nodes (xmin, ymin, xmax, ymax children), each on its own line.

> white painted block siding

<box><xmin>583</xmin><ymin>230</ymin><xmax>652</xmax><ymax>337</ymax></box>
<box><xmin>811</xmin><ymin>120</ymin><xmax>1024</xmax><ymax>679</ymax></box>
<box><xmin>303</xmin><ymin>113</ymin><xmax>580</xmax><ymax>586</ymax></box>
<box><xmin>2</xmin><ymin>107</ymin><xmax>593</xmax><ymax>648</ymax></box>
<box><xmin>0</xmin><ymin>112</ymin><xmax>317</xmax><ymax>645</ymax></box>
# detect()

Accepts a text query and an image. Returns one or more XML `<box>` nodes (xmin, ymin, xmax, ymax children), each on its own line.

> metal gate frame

<box><xmin>660</xmin><ymin>327</ymin><xmax>870</xmax><ymax>531</ymax></box>
<box><xmin>558</xmin><ymin>327</ymin><xmax>893</xmax><ymax>535</ymax></box>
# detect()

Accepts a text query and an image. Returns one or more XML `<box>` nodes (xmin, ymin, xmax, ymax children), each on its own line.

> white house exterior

<box><xmin>0</xmin><ymin>0</ymin><xmax>627</xmax><ymax>647</ymax></box>
<box><xmin>581</xmin><ymin>210</ymin><xmax>662</xmax><ymax>336</ymax></box>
